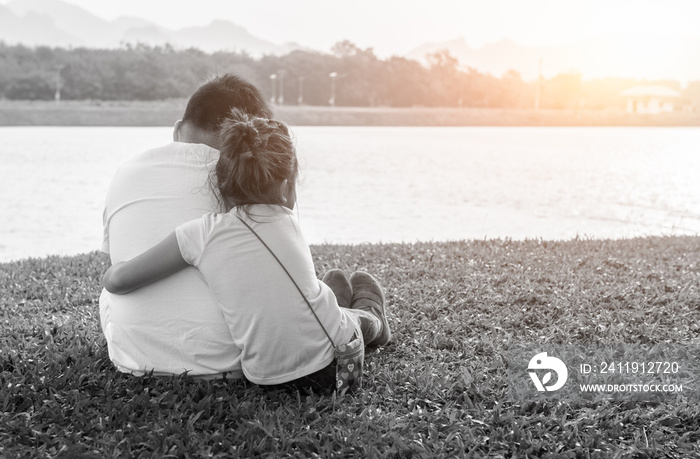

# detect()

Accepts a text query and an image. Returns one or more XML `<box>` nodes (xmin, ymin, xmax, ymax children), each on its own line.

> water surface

<box><xmin>1</xmin><ymin>126</ymin><xmax>698</xmax><ymax>262</ymax></box>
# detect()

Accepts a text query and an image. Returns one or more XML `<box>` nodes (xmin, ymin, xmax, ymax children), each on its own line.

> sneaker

<box><xmin>322</xmin><ymin>269</ymin><xmax>353</xmax><ymax>309</ymax></box>
<box><xmin>350</xmin><ymin>271</ymin><xmax>392</xmax><ymax>347</ymax></box>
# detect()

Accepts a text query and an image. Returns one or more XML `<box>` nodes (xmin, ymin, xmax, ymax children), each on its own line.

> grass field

<box><xmin>2</xmin><ymin>99</ymin><xmax>700</xmax><ymax>127</ymax></box>
<box><xmin>1</xmin><ymin>237</ymin><xmax>699</xmax><ymax>457</ymax></box>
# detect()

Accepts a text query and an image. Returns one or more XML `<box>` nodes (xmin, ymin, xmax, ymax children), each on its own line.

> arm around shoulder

<box><xmin>103</xmin><ymin>262</ymin><xmax>133</xmax><ymax>295</ymax></box>
<box><xmin>102</xmin><ymin>232</ymin><xmax>190</xmax><ymax>295</ymax></box>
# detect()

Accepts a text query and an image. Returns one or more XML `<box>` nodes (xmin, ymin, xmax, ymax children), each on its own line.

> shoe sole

<box><xmin>350</xmin><ymin>271</ymin><xmax>391</xmax><ymax>347</ymax></box>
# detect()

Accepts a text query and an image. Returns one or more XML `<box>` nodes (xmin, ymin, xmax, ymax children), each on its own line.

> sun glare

<box><xmin>581</xmin><ymin>34</ymin><xmax>691</xmax><ymax>79</ymax></box>
<box><xmin>476</xmin><ymin>0</ymin><xmax>700</xmax><ymax>80</ymax></box>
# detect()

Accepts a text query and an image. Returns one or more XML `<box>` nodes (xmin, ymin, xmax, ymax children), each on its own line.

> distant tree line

<box><xmin>1</xmin><ymin>41</ymin><xmax>697</xmax><ymax>110</ymax></box>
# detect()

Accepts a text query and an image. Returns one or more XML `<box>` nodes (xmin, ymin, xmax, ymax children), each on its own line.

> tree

<box><xmin>543</xmin><ymin>72</ymin><xmax>583</xmax><ymax>109</ymax></box>
<box><xmin>0</xmin><ymin>43</ymin><xmax>683</xmax><ymax>110</ymax></box>
<box><xmin>332</xmin><ymin>41</ymin><xmax>382</xmax><ymax>106</ymax></box>
<box><xmin>331</xmin><ymin>40</ymin><xmax>363</xmax><ymax>58</ymax></box>
<box><xmin>5</xmin><ymin>72</ymin><xmax>53</xmax><ymax>99</ymax></box>
<box><xmin>382</xmin><ymin>56</ymin><xmax>430</xmax><ymax>107</ymax></box>
<box><xmin>492</xmin><ymin>70</ymin><xmax>534</xmax><ymax>108</ymax></box>
<box><xmin>426</xmin><ymin>50</ymin><xmax>461</xmax><ymax>106</ymax></box>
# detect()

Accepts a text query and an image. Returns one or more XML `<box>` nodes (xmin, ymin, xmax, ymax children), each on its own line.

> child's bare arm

<box><xmin>102</xmin><ymin>232</ymin><xmax>189</xmax><ymax>294</ymax></box>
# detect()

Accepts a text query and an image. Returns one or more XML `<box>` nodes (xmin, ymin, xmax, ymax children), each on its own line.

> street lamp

<box><xmin>54</xmin><ymin>64</ymin><xmax>64</xmax><ymax>104</ymax></box>
<box><xmin>534</xmin><ymin>59</ymin><xmax>543</xmax><ymax>111</ymax></box>
<box><xmin>328</xmin><ymin>72</ymin><xmax>338</xmax><ymax>107</ymax></box>
<box><xmin>297</xmin><ymin>76</ymin><xmax>305</xmax><ymax>105</ymax></box>
<box><xmin>277</xmin><ymin>70</ymin><xmax>286</xmax><ymax>105</ymax></box>
<box><xmin>269</xmin><ymin>74</ymin><xmax>277</xmax><ymax>104</ymax></box>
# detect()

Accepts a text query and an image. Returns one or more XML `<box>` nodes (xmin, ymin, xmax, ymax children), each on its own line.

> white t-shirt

<box><xmin>175</xmin><ymin>205</ymin><xmax>357</xmax><ymax>385</ymax></box>
<box><xmin>100</xmin><ymin>142</ymin><xmax>242</xmax><ymax>377</ymax></box>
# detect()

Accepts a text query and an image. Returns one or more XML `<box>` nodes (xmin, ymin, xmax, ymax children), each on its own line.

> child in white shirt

<box><xmin>103</xmin><ymin>110</ymin><xmax>391</xmax><ymax>392</ymax></box>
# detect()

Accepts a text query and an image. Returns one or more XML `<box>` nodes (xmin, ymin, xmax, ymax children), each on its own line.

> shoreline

<box><xmin>1</xmin><ymin>99</ymin><xmax>700</xmax><ymax>127</ymax></box>
<box><xmin>2</xmin><ymin>234</ymin><xmax>698</xmax><ymax>265</ymax></box>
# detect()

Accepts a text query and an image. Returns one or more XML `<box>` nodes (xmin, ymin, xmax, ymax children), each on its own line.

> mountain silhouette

<box><xmin>3</xmin><ymin>0</ymin><xmax>698</xmax><ymax>80</ymax></box>
<box><xmin>0</xmin><ymin>3</ymin><xmax>78</xmax><ymax>46</ymax></box>
<box><xmin>2</xmin><ymin>0</ymin><xmax>296</xmax><ymax>54</ymax></box>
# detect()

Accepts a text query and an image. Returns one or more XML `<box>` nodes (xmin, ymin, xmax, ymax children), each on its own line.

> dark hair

<box><xmin>182</xmin><ymin>74</ymin><xmax>273</xmax><ymax>132</ymax></box>
<box><xmin>214</xmin><ymin>109</ymin><xmax>298</xmax><ymax>212</ymax></box>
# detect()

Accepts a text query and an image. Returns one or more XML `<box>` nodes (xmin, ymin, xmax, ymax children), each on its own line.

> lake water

<box><xmin>1</xmin><ymin>126</ymin><xmax>699</xmax><ymax>262</ymax></box>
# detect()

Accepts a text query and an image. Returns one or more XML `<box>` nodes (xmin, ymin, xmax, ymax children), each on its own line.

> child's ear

<box><xmin>279</xmin><ymin>179</ymin><xmax>295</xmax><ymax>210</ymax></box>
<box><xmin>279</xmin><ymin>179</ymin><xmax>289</xmax><ymax>203</ymax></box>
<box><xmin>173</xmin><ymin>119</ymin><xmax>183</xmax><ymax>142</ymax></box>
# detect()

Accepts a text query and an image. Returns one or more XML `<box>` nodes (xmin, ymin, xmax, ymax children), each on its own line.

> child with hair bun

<box><xmin>102</xmin><ymin>109</ymin><xmax>391</xmax><ymax>392</ymax></box>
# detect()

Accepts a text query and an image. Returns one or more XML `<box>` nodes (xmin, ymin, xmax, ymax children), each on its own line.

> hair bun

<box><xmin>234</xmin><ymin>121</ymin><xmax>260</xmax><ymax>147</ymax></box>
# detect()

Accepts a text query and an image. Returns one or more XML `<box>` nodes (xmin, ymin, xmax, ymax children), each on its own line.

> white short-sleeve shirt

<box><xmin>176</xmin><ymin>205</ymin><xmax>356</xmax><ymax>385</ymax></box>
<box><xmin>100</xmin><ymin>142</ymin><xmax>242</xmax><ymax>377</ymax></box>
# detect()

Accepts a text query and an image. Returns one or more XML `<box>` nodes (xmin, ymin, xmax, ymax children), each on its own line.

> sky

<box><xmin>3</xmin><ymin>0</ymin><xmax>700</xmax><ymax>57</ymax></box>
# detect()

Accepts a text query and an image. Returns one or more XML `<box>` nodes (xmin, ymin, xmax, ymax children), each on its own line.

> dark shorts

<box><xmin>255</xmin><ymin>359</ymin><xmax>337</xmax><ymax>394</ymax></box>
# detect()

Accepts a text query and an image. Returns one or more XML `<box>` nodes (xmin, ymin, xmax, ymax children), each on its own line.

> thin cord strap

<box><xmin>235</xmin><ymin>214</ymin><xmax>336</xmax><ymax>349</ymax></box>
